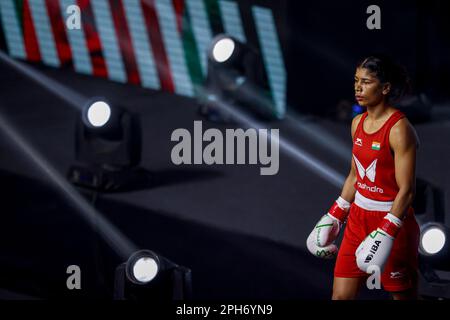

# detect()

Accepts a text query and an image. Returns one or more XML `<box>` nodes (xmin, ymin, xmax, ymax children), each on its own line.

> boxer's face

<box><xmin>354</xmin><ymin>67</ymin><xmax>391</xmax><ymax>107</ymax></box>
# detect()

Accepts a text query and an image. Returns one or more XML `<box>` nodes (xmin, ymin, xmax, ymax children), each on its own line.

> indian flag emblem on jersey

<box><xmin>372</xmin><ymin>141</ymin><xmax>381</xmax><ymax>150</ymax></box>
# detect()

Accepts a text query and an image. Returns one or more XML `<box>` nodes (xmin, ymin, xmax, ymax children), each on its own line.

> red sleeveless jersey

<box><xmin>352</xmin><ymin>110</ymin><xmax>405</xmax><ymax>201</ymax></box>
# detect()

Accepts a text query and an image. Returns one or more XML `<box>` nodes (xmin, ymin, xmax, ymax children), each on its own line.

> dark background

<box><xmin>237</xmin><ymin>0</ymin><xmax>450</xmax><ymax>115</ymax></box>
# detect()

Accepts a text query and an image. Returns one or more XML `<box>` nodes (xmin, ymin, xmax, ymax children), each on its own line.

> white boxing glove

<box><xmin>356</xmin><ymin>213</ymin><xmax>403</xmax><ymax>273</ymax></box>
<box><xmin>306</xmin><ymin>221</ymin><xmax>339</xmax><ymax>259</ymax></box>
<box><xmin>306</xmin><ymin>197</ymin><xmax>351</xmax><ymax>258</ymax></box>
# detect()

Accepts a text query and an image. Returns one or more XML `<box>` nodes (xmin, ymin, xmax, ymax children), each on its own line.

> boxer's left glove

<box><xmin>306</xmin><ymin>197</ymin><xmax>351</xmax><ymax>259</ymax></box>
<box><xmin>355</xmin><ymin>213</ymin><xmax>402</xmax><ymax>273</ymax></box>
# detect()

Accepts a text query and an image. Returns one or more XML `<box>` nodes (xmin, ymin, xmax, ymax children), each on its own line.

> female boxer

<box><xmin>307</xmin><ymin>55</ymin><xmax>420</xmax><ymax>300</ymax></box>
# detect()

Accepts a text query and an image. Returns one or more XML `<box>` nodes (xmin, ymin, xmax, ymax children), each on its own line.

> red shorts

<box><xmin>334</xmin><ymin>203</ymin><xmax>420</xmax><ymax>292</ymax></box>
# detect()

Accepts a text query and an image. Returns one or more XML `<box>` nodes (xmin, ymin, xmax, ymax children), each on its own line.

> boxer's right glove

<box><xmin>306</xmin><ymin>197</ymin><xmax>351</xmax><ymax>259</ymax></box>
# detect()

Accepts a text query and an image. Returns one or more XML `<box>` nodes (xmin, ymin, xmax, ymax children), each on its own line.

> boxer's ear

<box><xmin>382</xmin><ymin>82</ymin><xmax>391</xmax><ymax>96</ymax></box>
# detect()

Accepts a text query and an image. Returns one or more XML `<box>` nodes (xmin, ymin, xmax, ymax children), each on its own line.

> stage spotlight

<box><xmin>77</xmin><ymin>98</ymin><xmax>141</xmax><ymax>168</ymax></box>
<box><xmin>67</xmin><ymin>98</ymin><xmax>142</xmax><ymax>191</ymax></box>
<box><xmin>413</xmin><ymin>183</ymin><xmax>450</xmax><ymax>299</ymax></box>
<box><xmin>208</xmin><ymin>35</ymin><xmax>243</xmax><ymax>68</ymax></box>
<box><xmin>419</xmin><ymin>222</ymin><xmax>450</xmax><ymax>272</ymax></box>
<box><xmin>418</xmin><ymin>223</ymin><xmax>450</xmax><ymax>299</ymax></box>
<box><xmin>86</xmin><ymin>101</ymin><xmax>111</xmax><ymax>127</ymax></box>
<box><xmin>212</xmin><ymin>37</ymin><xmax>235</xmax><ymax>63</ymax></box>
<box><xmin>126</xmin><ymin>250</ymin><xmax>160</xmax><ymax>285</ymax></box>
<box><xmin>420</xmin><ymin>223</ymin><xmax>448</xmax><ymax>256</ymax></box>
<box><xmin>199</xmin><ymin>34</ymin><xmax>278</xmax><ymax>121</ymax></box>
<box><xmin>114</xmin><ymin>249</ymin><xmax>192</xmax><ymax>301</ymax></box>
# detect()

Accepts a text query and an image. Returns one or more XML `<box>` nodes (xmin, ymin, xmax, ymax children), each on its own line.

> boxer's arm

<box><xmin>389</xmin><ymin>118</ymin><xmax>419</xmax><ymax>220</ymax></box>
<box><xmin>340</xmin><ymin>160</ymin><xmax>357</xmax><ymax>203</ymax></box>
<box><xmin>339</xmin><ymin>114</ymin><xmax>362</xmax><ymax>203</ymax></box>
<box><xmin>306</xmin><ymin>115</ymin><xmax>361</xmax><ymax>256</ymax></box>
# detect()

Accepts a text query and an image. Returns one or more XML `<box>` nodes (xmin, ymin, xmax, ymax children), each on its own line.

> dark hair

<box><xmin>357</xmin><ymin>54</ymin><xmax>411</xmax><ymax>103</ymax></box>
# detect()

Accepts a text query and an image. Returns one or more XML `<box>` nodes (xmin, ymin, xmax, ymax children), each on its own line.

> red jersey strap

<box><xmin>382</xmin><ymin>110</ymin><xmax>405</xmax><ymax>147</ymax></box>
<box><xmin>353</xmin><ymin>112</ymin><xmax>368</xmax><ymax>140</ymax></box>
